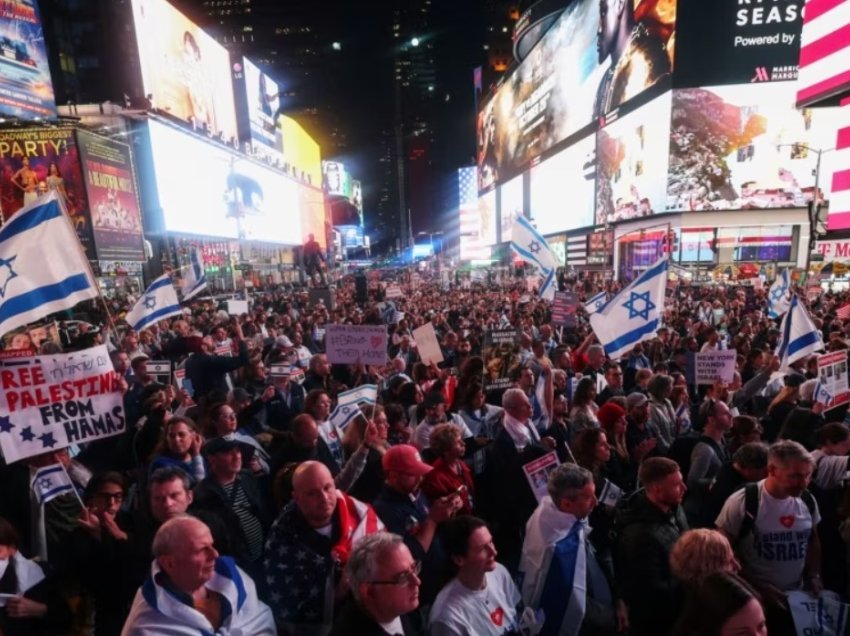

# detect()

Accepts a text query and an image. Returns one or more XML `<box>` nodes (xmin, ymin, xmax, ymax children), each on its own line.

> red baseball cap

<box><xmin>382</xmin><ymin>445</ymin><xmax>433</xmax><ymax>476</ymax></box>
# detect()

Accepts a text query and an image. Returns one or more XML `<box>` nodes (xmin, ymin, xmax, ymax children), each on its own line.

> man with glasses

<box><xmin>331</xmin><ymin>532</ymin><xmax>420</xmax><ymax>635</ymax></box>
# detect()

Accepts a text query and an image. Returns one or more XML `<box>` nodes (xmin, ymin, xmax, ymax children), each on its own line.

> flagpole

<box><xmin>54</xmin><ymin>193</ymin><xmax>122</xmax><ymax>344</ymax></box>
<box><xmin>59</xmin><ymin>462</ymin><xmax>86</xmax><ymax>511</ymax></box>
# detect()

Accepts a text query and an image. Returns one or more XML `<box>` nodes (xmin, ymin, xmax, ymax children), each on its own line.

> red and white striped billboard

<box><xmin>796</xmin><ymin>0</ymin><xmax>850</xmax><ymax>108</ymax></box>
<box><xmin>827</xmin><ymin>101</ymin><xmax>850</xmax><ymax>230</ymax></box>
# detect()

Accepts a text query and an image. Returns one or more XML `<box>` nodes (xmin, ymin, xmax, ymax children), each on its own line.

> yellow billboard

<box><xmin>279</xmin><ymin>116</ymin><xmax>322</xmax><ymax>187</ymax></box>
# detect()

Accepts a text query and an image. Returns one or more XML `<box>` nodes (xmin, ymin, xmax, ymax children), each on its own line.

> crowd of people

<box><xmin>0</xmin><ymin>269</ymin><xmax>849</xmax><ymax>636</ymax></box>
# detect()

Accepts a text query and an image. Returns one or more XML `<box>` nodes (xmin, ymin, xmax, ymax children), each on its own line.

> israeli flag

<box><xmin>336</xmin><ymin>384</ymin><xmax>378</xmax><ymax>409</ymax></box>
<box><xmin>31</xmin><ymin>464</ymin><xmax>75</xmax><ymax>506</ymax></box>
<box><xmin>768</xmin><ymin>269</ymin><xmax>792</xmax><ymax>319</ymax></box>
<box><xmin>510</xmin><ymin>216</ymin><xmax>558</xmax><ymax>272</ymax></box>
<box><xmin>776</xmin><ymin>294</ymin><xmax>824</xmax><ymax>369</ymax></box>
<box><xmin>125</xmin><ymin>274</ymin><xmax>183</xmax><ymax>331</ymax></box>
<box><xmin>814</xmin><ymin>380</ymin><xmax>833</xmax><ymax>406</ymax></box>
<box><xmin>584</xmin><ymin>291</ymin><xmax>607</xmax><ymax>315</ymax></box>
<box><xmin>329</xmin><ymin>403</ymin><xmax>362</xmax><ymax>431</ymax></box>
<box><xmin>180</xmin><ymin>249</ymin><xmax>207</xmax><ymax>301</ymax></box>
<box><xmin>0</xmin><ymin>192</ymin><xmax>98</xmax><ymax>338</ymax></box>
<box><xmin>589</xmin><ymin>257</ymin><xmax>668</xmax><ymax>360</ymax></box>
<box><xmin>539</xmin><ymin>267</ymin><xmax>556</xmax><ymax>301</ymax></box>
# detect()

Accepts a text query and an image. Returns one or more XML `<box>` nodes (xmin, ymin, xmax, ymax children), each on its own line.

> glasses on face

<box><xmin>96</xmin><ymin>491</ymin><xmax>124</xmax><ymax>502</ymax></box>
<box><xmin>368</xmin><ymin>561</ymin><xmax>422</xmax><ymax>586</ymax></box>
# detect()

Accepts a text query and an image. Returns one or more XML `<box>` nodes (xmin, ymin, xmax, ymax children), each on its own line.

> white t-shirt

<box><xmin>716</xmin><ymin>480</ymin><xmax>820</xmax><ymax>591</ymax></box>
<box><xmin>429</xmin><ymin>564</ymin><xmax>521</xmax><ymax>636</ymax></box>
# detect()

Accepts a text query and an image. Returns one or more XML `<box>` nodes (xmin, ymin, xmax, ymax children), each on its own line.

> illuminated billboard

<box><xmin>797</xmin><ymin>0</ymin><xmax>850</xmax><ymax>107</ymax></box>
<box><xmin>458</xmin><ymin>167</ymin><xmax>490</xmax><ymax>261</ymax></box>
<box><xmin>147</xmin><ymin>121</ymin><xmax>301</xmax><ymax>244</ymax></box>
<box><xmin>242</xmin><ymin>58</ymin><xmax>281</xmax><ymax>160</ymax></box>
<box><xmin>666</xmin><ymin>83</ymin><xmax>842</xmax><ymax>212</ymax></box>
<box><xmin>280</xmin><ymin>116</ymin><xmax>322</xmax><ymax>187</ymax></box>
<box><xmin>675</xmin><ymin>0</ymin><xmax>804</xmax><ymax>87</ymax></box>
<box><xmin>0</xmin><ymin>128</ymin><xmax>95</xmax><ymax>259</ymax></box>
<box><xmin>132</xmin><ymin>0</ymin><xmax>238</xmax><ymax>141</ymax></box>
<box><xmin>529</xmin><ymin>134</ymin><xmax>596</xmax><ymax>235</ymax></box>
<box><xmin>77</xmin><ymin>131</ymin><xmax>145</xmax><ymax>262</ymax></box>
<box><xmin>596</xmin><ymin>92</ymin><xmax>672</xmax><ymax>225</ymax></box>
<box><xmin>298</xmin><ymin>184</ymin><xmax>327</xmax><ymax>249</ymax></box>
<box><xmin>499</xmin><ymin>175</ymin><xmax>523</xmax><ymax>243</ymax></box>
<box><xmin>479</xmin><ymin>189</ymin><xmax>497</xmax><ymax>247</ymax></box>
<box><xmin>323</xmin><ymin>160</ymin><xmax>352</xmax><ymax>198</ymax></box>
<box><xmin>0</xmin><ymin>1</ymin><xmax>55</xmax><ymax>119</ymax></box>
<box><xmin>476</xmin><ymin>0</ymin><xmax>675</xmax><ymax>190</ymax></box>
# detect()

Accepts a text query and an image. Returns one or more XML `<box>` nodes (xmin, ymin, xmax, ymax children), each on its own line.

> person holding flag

<box><xmin>509</xmin><ymin>216</ymin><xmax>559</xmax><ymax>301</ymax></box>
<box><xmin>767</xmin><ymin>269</ymin><xmax>792</xmax><ymax>319</ymax></box>
<box><xmin>124</xmin><ymin>274</ymin><xmax>184</xmax><ymax>333</ymax></box>
<box><xmin>776</xmin><ymin>294</ymin><xmax>825</xmax><ymax>370</ymax></box>
<box><xmin>179</xmin><ymin>249</ymin><xmax>208</xmax><ymax>302</ymax></box>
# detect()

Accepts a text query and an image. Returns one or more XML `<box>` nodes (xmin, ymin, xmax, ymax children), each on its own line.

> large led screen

<box><xmin>499</xmin><ymin>175</ymin><xmax>523</xmax><ymax>243</ymax></box>
<box><xmin>148</xmin><ymin>121</ymin><xmax>301</xmax><ymax>244</ymax></box>
<box><xmin>298</xmin><ymin>184</ymin><xmax>327</xmax><ymax>249</ymax></box>
<box><xmin>132</xmin><ymin>0</ymin><xmax>238</xmax><ymax>141</ymax></box>
<box><xmin>476</xmin><ymin>0</ymin><xmax>675</xmax><ymax>191</ymax></box>
<box><xmin>479</xmin><ymin>189</ymin><xmax>497</xmax><ymax>247</ymax></box>
<box><xmin>243</xmin><ymin>58</ymin><xmax>281</xmax><ymax>160</ymax></box>
<box><xmin>666</xmin><ymin>83</ymin><xmax>843</xmax><ymax>211</ymax></box>
<box><xmin>675</xmin><ymin>0</ymin><xmax>804</xmax><ymax>88</ymax></box>
<box><xmin>0</xmin><ymin>1</ymin><xmax>55</xmax><ymax>119</ymax></box>
<box><xmin>0</xmin><ymin>128</ymin><xmax>95</xmax><ymax>259</ymax></box>
<box><xmin>280</xmin><ymin>116</ymin><xmax>322</xmax><ymax>186</ymax></box>
<box><xmin>530</xmin><ymin>134</ymin><xmax>596</xmax><ymax>235</ymax></box>
<box><xmin>459</xmin><ymin>166</ymin><xmax>490</xmax><ymax>261</ymax></box>
<box><xmin>77</xmin><ymin>131</ymin><xmax>145</xmax><ymax>262</ymax></box>
<box><xmin>596</xmin><ymin>92</ymin><xmax>672</xmax><ymax>225</ymax></box>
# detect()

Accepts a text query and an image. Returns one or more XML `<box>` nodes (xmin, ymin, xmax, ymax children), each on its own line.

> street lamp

<box><xmin>776</xmin><ymin>143</ymin><xmax>835</xmax><ymax>272</ymax></box>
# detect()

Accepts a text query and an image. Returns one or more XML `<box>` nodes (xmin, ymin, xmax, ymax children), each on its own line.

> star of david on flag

<box><xmin>768</xmin><ymin>269</ymin><xmax>791</xmax><ymax>319</ymax></box>
<box><xmin>590</xmin><ymin>257</ymin><xmax>668</xmax><ymax>360</ymax></box>
<box><xmin>31</xmin><ymin>464</ymin><xmax>75</xmax><ymax>506</ymax></box>
<box><xmin>124</xmin><ymin>274</ymin><xmax>183</xmax><ymax>331</ymax></box>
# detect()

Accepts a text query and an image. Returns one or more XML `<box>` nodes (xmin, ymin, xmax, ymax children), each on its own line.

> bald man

<box><xmin>263</xmin><ymin>461</ymin><xmax>384</xmax><ymax>635</ymax></box>
<box><xmin>121</xmin><ymin>516</ymin><xmax>274</xmax><ymax>635</ymax></box>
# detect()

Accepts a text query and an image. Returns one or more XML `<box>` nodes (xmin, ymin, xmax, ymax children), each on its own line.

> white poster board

<box><xmin>412</xmin><ymin>322</ymin><xmax>444</xmax><ymax>366</ymax></box>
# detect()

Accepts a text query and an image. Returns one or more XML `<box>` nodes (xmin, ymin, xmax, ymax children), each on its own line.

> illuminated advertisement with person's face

<box><xmin>148</xmin><ymin>121</ymin><xmax>301</xmax><ymax>244</ymax></box>
<box><xmin>530</xmin><ymin>134</ymin><xmax>596</xmax><ymax>235</ymax></box>
<box><xmin>0</xmin><ymin>128</ymin><xmax>95</xmax><ymax>259</ymax></box>
<box><xmin>243</xmin><ymin>58</ymin><xmax>281</xmax><ymax>160</ymax></box>
<box><xmin>477</xmin><ymin>0</ymin><xmax>675</xmax><ymax>190</ymax></box>
<box><xmin>323</xmin><ymin>160</ymin><xmax>352</xmax><ymax>198</ymax></box>
<box><xmin>479</xmin><ymin>189</ymin><xmax>497</xmax><ymax>246</ymax></box>
<box><xmin>596</xmin><ymin>92</ymin><xmax>672</xmax><ymax>225</ymax></box>
<box><xmin>666</xmin><ymin>83</ymin><xmax>843</xmax><ymax>212</ymax></box>
<box><xmin>131</xmin><ymin>0</ymin><xmax>238</xmax><ymax>141</ymax></box>
<box><xmin>77</xmin><ymin>131</ymin><xmax>145</xmax><ymax>262</ymax></box>
<box><xmin>0</xmin><ymin>1</ymin><xmax>55</xmax><ymax>119</ymax></box>
<box><xmin>499</xmin><ymin>175</ymin><xmax>523</xmax><ymax>243</ymax></box>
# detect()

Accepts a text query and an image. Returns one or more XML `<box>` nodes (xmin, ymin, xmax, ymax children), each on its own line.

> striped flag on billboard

<box><xmin>458</xmin><ymin>167</ymin><xmax>490</xmax><ymax>261</ymax></box>
<box><xmin>566</xmin><ymin>235</ymin><xmax>587</xmax><ymax>267</ymax></box>
<box><xmin>837</xmin><ymin>303</ymin><xmax>850</xmax><ymax>320</ymax></box>
<box><xmin>796</xmin><ymin>0</ymin><xmax>850</xmax><ymax>108</ymax></box>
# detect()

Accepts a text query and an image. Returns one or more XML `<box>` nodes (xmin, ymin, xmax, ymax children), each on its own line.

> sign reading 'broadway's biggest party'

<box><xmin>0</xmin><ymin>345</ymin><xmax>124</xmax><ymax>463</ymax></box>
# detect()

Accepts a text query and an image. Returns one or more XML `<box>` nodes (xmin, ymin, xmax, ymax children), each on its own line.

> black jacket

<box><xmin>615</xmin><ymin>489</ymin><xmax>688</xmax><ymax>635</ymax></box>
<box><xmin>0</xmin><ymin>558</ymin><xmax>72</xmax><ymax>636</ymax></box>
<box><xmin>185</xmin><ymin>340</ymin><xmax>249</xmax><ymax>400</ymax></box>
<box><xmin>330</xmin><ymin>599</ymin><xmax>417</xmax><ymax>636</ymax></box>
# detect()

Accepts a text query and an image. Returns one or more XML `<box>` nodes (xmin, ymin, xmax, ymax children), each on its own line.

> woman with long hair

<box><xmin>148</xmin><ymin>416</ymin><xmax>205</xmax><ymax>483</ymax></box>
<box><xmin>673</xmin><ymin>572</ymin><xmax>766</xmax><ymax>636</ymax></box>
<box><xmin>341</xmin><ymin>405</ymin><xmax>386</xmax><ymax>503</ymax></box>
<box><xmin>598</xmin><ymin>402</ymin><xmax>638</xmax><ymax>492</ymax></box>
<box><xmin>569</xmin><ymin>376</ymin><xmax>599</xmax><ymax>435</ymax></box>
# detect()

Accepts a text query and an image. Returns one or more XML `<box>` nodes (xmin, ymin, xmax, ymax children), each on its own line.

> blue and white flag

<box><xmin>539</xmin><ymin>267</ymin><xmax>556</xmax><ymax>301</ymax></box>
<box><xmin>589</xmin><ymin>257</ymin><xmax>668</xmax><ymax>360</ymax></box>
<box><xmin>510</xmin><ymin>216</ymin><xmax>558</xmax><ymax>272</ymax></box>
<box><xmin>768</xmin><ymin>269</ymin><xmax>792</xmax><ymax>319</ymax></box>
<box><xmin>337</xmin><ymin>384</ymin><xmax>378</xmax><ymax>409</ymax></box>
<box><xmin>329</xmin><ymin>403</ymin><xmax>362</xmax><ymax>431</ymax></box>
<box><xmin>180</xmin><ymin>250</ymin><xmax>207</xmax><ymax>301</ymax></box>
<box><xmin>814</xmin><ymin>380</ymin><xmax>833</xmax><ymax>406</ymax></box>
<box><xmin>125</xmin><ymin>274</ymin><xmax>183</xmax><ymax>332</ymax></box>
<box><xmin>31</xmin><ymin>464</ymin><xmax>75</xmax><ymax>505</ymax></box>
<box><xmin>776</xmin><ymin>294</ymin><xmax>824</xmax><ymax>369</ymax></box>
<box><xmin>584</xmin><ymin>291</ymin><xmax>607</xmax><ymax>315</ymax></box>
<box><xmin>0</xmin><ymin>192</ymin><xmax>98</xmax><ymax>338</ymax></box>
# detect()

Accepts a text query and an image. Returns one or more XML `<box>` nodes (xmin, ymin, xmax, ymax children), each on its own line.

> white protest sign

<box><xmin>325</xmin><ymin>324</ymin><xmax>388</xmax><ymax>365</ymax></box>
<box><xmin>385</xmin><ymin>284</ymin><xmax>403</xmax><ymax>299</ymax></box>
<box><xmin>817</xmin><ymin>350</ymin><xmax>850</xmax><ymax>410</ymax></box>
<box><xmin>523</xmin><ymin>451</ymin><xmax>560</xmax><ymax>503</ymax></box>
<box><xmin>788</xmin><ymin>590</ymin><xmax>849</xmax><ymax>636</ymax></box>
<box><xmin>693</xmin><ymin>350</ymin><xmax>736</xmax><ymax>385</ymax></box>
<box><xmin>0</xmin><ymin>345</ymin><xmax>125</xmax><ymax>463</ymax></box>
<box><xmin>227</xmin><ymin>299</ymin><xmax>249</xmax><ymax>315</ymax></box>
<box><xmin>412</xmin><ymin>322</ymin><xmax>444</xmax><ymax>366</ymax></box>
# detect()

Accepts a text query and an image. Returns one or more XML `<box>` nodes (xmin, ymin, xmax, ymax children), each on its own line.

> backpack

<box><xmin>735</xmin><ymin>482</ymin><xmax>817</xmax><ymax>545</ymax></box>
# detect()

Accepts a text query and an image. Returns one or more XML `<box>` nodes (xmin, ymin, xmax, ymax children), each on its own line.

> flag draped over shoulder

<box><xmin>776</xmin><ymin>294</ymin><xmax>824</xmax><ymax>369</ymax></box>
<box><xmin>0</xmin><ymin>192</ymin><xmax>98</xmax><ymax>338</ymax></box>
<box><xmin>510</xmin><ymin>216</ymin><xmax>559</xmax><ymax>301</ymax></box>
<box><xmin>589</xmin><ymin>257</ymin><xmax>668</xmax><ymax>360</ymax></box>
<box><xmin>768</xmin><ymin>269</ymin><xmax>792</xmax><ymax>319</ymax></box>
<box><xmin>180</xmin><ymin>249</ymin><xmax>207</xmax><ymax>301</ymax></box>
<box><xmin>125</xmin><ymin>274</ymin><xmax>183</xmax><ymax>331</ymax></box>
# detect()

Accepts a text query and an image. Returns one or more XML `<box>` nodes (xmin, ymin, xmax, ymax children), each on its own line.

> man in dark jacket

<box><xmin>331</xmin><ymin>532</ymin><xmax>419</xmax><ymax>636</ymax></box>
<box><xmin>185</xmin><ymin>321</ymin><xmax>249</xmax><ymax>401</ymax></box>
<box><xmin>703</xmin><ymin>442</ymin><xmax>769</xmax><ymax>527</ymax></box>
<box><xmin>615</xmin><ymin>457</ymin><xmax>688</xmax><ymax>636</ymax></box>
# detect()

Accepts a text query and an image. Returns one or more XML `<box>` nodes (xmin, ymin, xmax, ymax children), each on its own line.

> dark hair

<box><xmin>303</xmin><ymin>389</ymin><xmax>330</xmax><ymax>417</ymax></box>
<box><xmin>732</xmin><ymin>442</ymin><xmax>769</xmax><ymax>470</ymax></box>
<box><xmin>84</xmin><ymin>471</ymin><xmax>125</xmax><ymax>502</ymax></box>
<box><xmin>673</xmin><ymin>572</ymin><xmax>763</xmax><ymax>636</ymax></box>
<box><xmin>0</xmin><ymin>516</ymin><xmax>20</xmax><ymax>548</ymax></box>
<box><xmin>397</xmin><ymin>382</ymin><xmax>419</xmax><ymax>407</ymax></box>
<box><xmin>441</xmin><ymin>515</ymin><xmax>488</xmax><ymax>562</ymax></box>
<box><xmin>639</xmin><ymin>456</ymin><xmax>681</xmax><ymax>486</ymax></box>
<box><xmin>571</xmin><ymin>428</ymin><xmax>606</xmax><ymax>474</ymax></box>
<box><xmin>384</xmin><ymin>402</ymin><xmax>406</xmax><ymax>427</ymax></box>
<box><xmin>149</xmin><ymin>466</ymin><xmax>191</xmax><ymax>490</ymax></box>
<box><xmin>572</xmin><ymin>377</ymin><xmax>596</xmax><ymax>407</ymax></box>
<box><xmin>815</xmin><ymin>422</ymin><xmax>850</xmax><ymax>448</ymax></box>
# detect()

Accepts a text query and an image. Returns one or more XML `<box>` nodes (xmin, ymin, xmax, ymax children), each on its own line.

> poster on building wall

<box><xmin>817</xmin><ymin>351</ymin><xmax>850</xmax><ymax>411</ymax></box>
<box><xmin>76</xmin><ymin>131</ymin><xmax>145</xmax><ymax>262</ymax></box>
<box><xmin>0</xmin><ymin>128</ymin><xmax>96</xmax><ymax>260</ymax></box>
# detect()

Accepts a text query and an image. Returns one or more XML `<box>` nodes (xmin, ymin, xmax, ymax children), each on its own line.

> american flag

<box><xmin>796</xmin><ymin>0</ymin><xmax>850</xmax><ymax>109</ymax></box>
<box><xmin>566</xmin><ymin>235</ymin><xmax>588</xmax><ymax>266</ymax></box>
<box><xmin>458</xmin><ymin>167</ymin><xmax>490</xmax><ymax>260</ymax></box>
<box><xmin>837</xmin><ymin>303</ymin><xmax>850</xmax><ymax>320</ymax></box>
